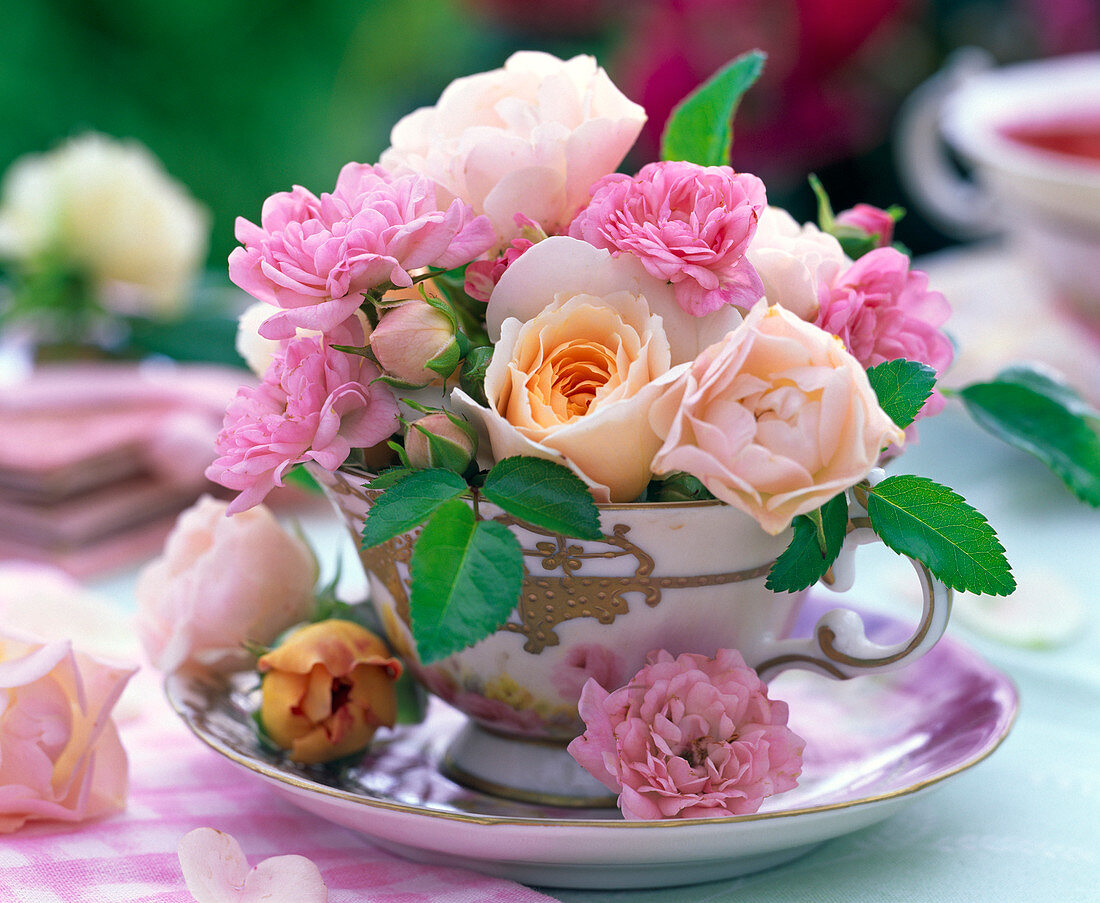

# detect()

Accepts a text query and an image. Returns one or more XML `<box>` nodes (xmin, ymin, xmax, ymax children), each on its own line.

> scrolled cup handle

<box><xmin>894</xmin><ymin>46</ymin><xmax>998</xmax><ymax>239</ymax></box>
<box><xmin>756</xmin><ymin>505</ymin><xmax>953</xmax><ymax>681</ymax></box>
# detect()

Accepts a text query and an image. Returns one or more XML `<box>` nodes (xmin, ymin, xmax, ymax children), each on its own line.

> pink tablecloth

<box><xmin>0</xmin><ymin>672</ymin><xmax>554</xmax><ymax>903</ymax></box>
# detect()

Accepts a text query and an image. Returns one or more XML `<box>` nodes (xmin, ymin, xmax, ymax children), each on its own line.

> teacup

<box><xmin>313</xmin><ymin>465</ymin><xmax>951</xmax><ymax>806</ymax></box>
<box><xmin>897</xmin><ymin>50</ymin><xmax>1100</xmax><ymax>336</ymax></box>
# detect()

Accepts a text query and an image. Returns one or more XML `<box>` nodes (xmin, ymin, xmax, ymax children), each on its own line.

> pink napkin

<box><xmin>0</xmin><ymin>671</ymin><xmax>555</xmax><ymax>903</ymax></box>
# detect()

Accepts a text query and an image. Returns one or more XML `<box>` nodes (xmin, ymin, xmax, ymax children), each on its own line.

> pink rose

<box><xmin>0</xmin><ymin>630</ymin><xmax>135</xmax><ymax>832</ymax></box>
<box><xmin>650</xmin><ymin>302</ymin><xmax>905</xmax><ymax>535</ymax></box>
<box><xmin>835</xmin><ymin>203</ymin><xmax>896</xmax><ymax>248</ymax></box>
<box><xmin>206</xmin><ymin>317</ymin><xmax>399</xmax><ymax>513</ymax></box>
<box><xmin>816</xmin><ymin>247</ymin><xmax>954</xmax><ymax>417</ymax></box>
<box><xmin>136</xmin><ymin>495</ymin><xmax>318</xmax><ymax>673</ymax></box>
<box><xmin>229</xmin><ymin>163</ymin><xmax>493</xmax><ymax>340</ymax></box>
<box><xmin>380</xmin><ymin>51</ymin><xmax>646</xmax><ymax>244</ymax></box>
<box><xmin>463</xmin><ymin>214</ymin><xmax>545</xmax><ymax>303</ymax></box>
<box><xmin>569</xmin><ymin>161</ymin><xmax>766</xmax><ymax>316</ymax></box>
<box><xmin>567</xmin><ymin>648</ymin><xmax>804</xmax><ymax>820</ymax></box>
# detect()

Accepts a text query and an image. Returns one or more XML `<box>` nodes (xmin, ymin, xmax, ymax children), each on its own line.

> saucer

<box><xmin>166</xmin><ymin>602</ymin><xmax>1018</xmax><ymax>890</ymax></box>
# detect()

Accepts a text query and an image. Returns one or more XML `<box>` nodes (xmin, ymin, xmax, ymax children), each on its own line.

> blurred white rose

<box><xmin>0</xmin><ymin>133</ymin><xmax>209</xmax><ymax>317</ymax></box>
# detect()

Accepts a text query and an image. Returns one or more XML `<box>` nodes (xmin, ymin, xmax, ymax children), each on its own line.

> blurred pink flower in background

<box><xmin>229</xmin><ymin>163</ymin><xmax>493</xmax><ymax>340</ymax></box>
<box><xmin>551</xmin><ymin>643</ymin><xmax>626</xmax><ymax>702</ymax></box>
<box><xmin>0</xmin><ymin>629</ymin><xmax>135</xmax><ymax>833</ymax></box>
<box><xmin>612</xmin><ymin>0</ymin><xmax>915</xmax><ymax>179</ymax></box>
<box><xmin>570</xmin><ymin>161</ymin><xmax>766</xmax><ymax>316</ymax></box>
<box><xmin>135</xmin><ymin>495</ymin><xmax>317</xmax><ymax>673</ymax></box>
<box><xmin>206</xmin><ymin>317</ymin><xmax>399</xmax><ymax>513</ymax></box>
<box><xmin>568</xmin><ymin>647</ymin><xmax>804</xmax><ymax>819</ymax></box>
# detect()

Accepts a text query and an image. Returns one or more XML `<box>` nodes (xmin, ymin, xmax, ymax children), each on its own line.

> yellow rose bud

<box><xmin>257</xmin><ymin>620</ymin><xmax>402</xmax><ymax>765</ymax></box>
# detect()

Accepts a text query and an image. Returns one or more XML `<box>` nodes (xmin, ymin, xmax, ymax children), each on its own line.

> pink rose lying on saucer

<box><xmin>568</xmin><ymin>648</ymin><xmax>804</xmax><ymax>820</ymax></box>
<box><xmin>0</xmin><ymin>629</ymin><xmax>136</xmax><ymax>832</ymax></box>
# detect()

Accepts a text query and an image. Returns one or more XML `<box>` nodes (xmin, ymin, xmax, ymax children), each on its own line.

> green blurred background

<box><xmin>2</xmin><ymin>0</ymin><xmax>1095</xmax><ymax>328</ymax></box>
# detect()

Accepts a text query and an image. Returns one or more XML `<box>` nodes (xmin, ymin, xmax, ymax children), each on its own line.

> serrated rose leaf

<box><xmin>361</xmin><ymin>468</ymin><xmax>467</xmax><ymax>548</ymax></box>
<box><xmin>866</xmin><ymin>475</ymin><xmax>1015</xmax><ymax>596</ymax></box>
<box><xmin>766</xmin><ymin>492</ymin><xmax>848</xmax><ymax>593</ymax></box>
<box><xmin>408</xmin><ymin>499</ymin><xmax>525</xmax><ymax>663</ymax></box>
<box><xmin>482</xmin><ymin>456</ymin><xmax>602</xmax><ymax>540</ymax></box>
<box><xmin>865</xmin><ymin>359</ymin><xmax>937</xmax><ymax>430</ymax></box>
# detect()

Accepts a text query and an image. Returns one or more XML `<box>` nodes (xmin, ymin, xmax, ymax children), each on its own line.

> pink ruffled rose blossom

<box><xmin>817</xmin><ymin>247</ymin><xmax>954</xmax><ymax>417</ymax></box>
<box><xmin>650</xmin><ymin>302</ymin><xmax>905</xmax><ymax>535</ymax></box>
<box><xmin>0</xmin><ymin>629</ymin><xmax>136</xmax><ymax>832</ymax></box>
<box><xmin>569</xmin><ymin>161</ymin><xmax>766</xmax><ymax>317</ymax></box>
<box><xmin>206</xmin><ymin>316</ymin><xmax>399</xmax><ymax>513</ymax></box>
<box><xmin>229</xmin><ymin>162</ymin><xmax>493</xmax><ymax>340</ymax></box>
<box><xmin>567</xmin><ymin>648</ymin><xmax>804</xmax><ymax>820</ymax></box>
<box><xmin>135</xmin><ymin>495</ymin><xmax>318</xmax><ymax>673</ymax></box>
<box><xmin>380</xmin><ymin>51</ymin><xmax>646</xmax><ymax>245</ymax></box>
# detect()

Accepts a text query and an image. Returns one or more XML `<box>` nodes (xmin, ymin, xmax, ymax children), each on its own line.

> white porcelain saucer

<box><xmin>166</xmin><ymin>605</ymin><xmax>1017</xmax><ymax>890</ymax></box>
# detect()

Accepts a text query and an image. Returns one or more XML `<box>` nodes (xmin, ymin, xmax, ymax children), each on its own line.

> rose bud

<box><xmin>404</xmin><ymin>411</ymin><xmax>478</xmax><ymax>473</ymax></box>
<box><xmin>370</xmin><ymin>297</ymin><xmax>464</xmax><ymax>388</ymax></box>
<box><xmin>257</xmin><ymin>620</ymin><xmax>402</xmax><ymax>765</ymax></box>
<box><xmin>834</xmin><ymin>203</ymin><xmax>900</xmax><ymax>250</ymax></box>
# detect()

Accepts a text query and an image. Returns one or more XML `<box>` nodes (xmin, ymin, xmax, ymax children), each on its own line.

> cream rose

<box><xmin>650</xmin><ymin>302</ymin><xmax>904</xmax><ymax>534</ymax></box>
<box><xmin>135</xmin><ymin>495</ymin><xmax>318</xmax><ymax>672</ymax></box>
<box><xmin>380</xmin><ymin>51</ymin><xmax>646</xmax><ymax>245</ymax></box>
<box><xmin>746</xmin><ymin>206</ymin><xmax>849</xmax><ymax>321</ymax></box>
<box><xmin>454</xmin><ymin>285</ymin><xmax>677</xmax><ymax>503</ymax></box>
<box><xmin>0</xmin><ymin>630</ymin><xmax>135</xmax><ymax>833</ymax></box>
<box><xmin>0</xmin><ymin>133</ymin><xmax>209</xmax><ymax>317</ymax></box>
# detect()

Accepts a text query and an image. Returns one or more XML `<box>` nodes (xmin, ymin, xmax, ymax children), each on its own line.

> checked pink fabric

<box><xmin>0</xmin><ymin>672</ymin><xmax>555</xmax><ymax>903</ymax></box>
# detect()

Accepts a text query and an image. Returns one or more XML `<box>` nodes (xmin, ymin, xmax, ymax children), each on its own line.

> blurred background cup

<box><xmin>898</xmin><ymin>50</ymin><xmax>1100</xmax><ymax>337</ymax></box>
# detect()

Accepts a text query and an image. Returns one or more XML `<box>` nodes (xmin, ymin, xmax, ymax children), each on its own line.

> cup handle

<box><xmin>894</xmin><ymin>47</ymin><xmax>998</xmax><ymax>239</ymax></box>
<box><xmin>755</xmin><ymin>498</ymin><xmax>953</xmax><ymax>681</ymax></box>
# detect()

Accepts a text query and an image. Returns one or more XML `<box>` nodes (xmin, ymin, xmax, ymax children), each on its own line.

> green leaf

<box><xmin>866</xmin><ymin>475</ymin><xmax>1015</xmax><ymax>596</ymax></box>
<box><xmin>361</xmin><ymin>468</ymin><xmax>467</xmax><ymax>548</ymax></box>
<box><xmin>660</xmin><ymin>50</ymin><xmax>766</xmax><ymax>166</ymax></box>
<box><xmin>282</xmin><ymin>464</ymin><xmax>322</xmax><ymax>494</ymax></box>
<box><xmin>408</xmin><ymin>498</ymin><xmax>525</xmax><ymax>663</ymax></box>
<box><xmin>367</xmin><ymin>467</ymin><xmax>414</xmax><ymax>491</ymax></box>
<box><xmin>956</xmin><ymin>375</ymin><xmax>1100</xmax><ymax>506</ymax></box>
<box><xmin>866</xmin><ymin>359</ymin><xmax>937</xmax><ymax>430</ymax></box>
<box><xmin>766</xmin><ymin>493</ymin><xmax>848</xmax><ymax>593</ymax></box>
<box><xmin>482</xmin><ymin>456</ymin><xmax>602</xmax><ymax>540</ymax></box>
<box><xmin>992</xmin><ymin>364</ymin><xmax>1099</xmax><ymax>419</ymax></box>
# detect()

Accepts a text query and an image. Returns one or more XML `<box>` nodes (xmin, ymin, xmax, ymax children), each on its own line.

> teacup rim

<box><xmin>941</xmin><ymin>52</ymin><xmax>1100</xmax><ymax>187</ymax></box>
<box><xmin>336</xmin><ymin>462</ymin><xmax>728</xmax><ymax>510</ymax></box>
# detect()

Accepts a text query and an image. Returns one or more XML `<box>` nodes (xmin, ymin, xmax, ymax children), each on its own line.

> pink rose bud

<box><xmin>404</xmin><ymin>411</ymin><xmax>478</xmax><ymax>473</ymax></box>
<box><xmin>834</xmin><ymin>203</ymin><xmax>896</xmax><ymax>249</ymax></box>
<box><xmin>370</xmin><ymin>298</ymin><xmax>462</xmax><ymax>388</ymax></box>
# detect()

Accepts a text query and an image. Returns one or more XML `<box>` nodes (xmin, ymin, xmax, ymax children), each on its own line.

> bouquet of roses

<box><xmin>207</xmin><ymin>49</ymin><xmax>1100</xmax><ymax>670</ymax></box>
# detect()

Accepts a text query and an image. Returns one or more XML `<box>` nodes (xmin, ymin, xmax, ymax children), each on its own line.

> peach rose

<box><xmin>650</xmin><ymin>302</ymin><xmax>904</xmax><ymax>534</ymax></box>
<box><xmin>746</xmin><ymin>206</ymin><xmax>849</xmax><ymax>322</ymax></box>
<box><xmin>136</xmin><ymin>496</ymin><xmax>317</xmax><ymax>673</ymax></box>
<box><xmin>258</xmin><ymin>620</ymin><xmax>401</xmax><ymax>765</ymax></box>
<box><xmin>380</xmin><ymin>51</ymin><xmax>646</xmax><ymax>245</ymax></box>
<box><xmin>454</xmin><ymin>266</ymin><xmax>680</xmax><ymax>502</ymax></box>
<box><xmin>0</xmin><ymin>630</ymin><xmax>135</xmax><ymax>832</ymax></box>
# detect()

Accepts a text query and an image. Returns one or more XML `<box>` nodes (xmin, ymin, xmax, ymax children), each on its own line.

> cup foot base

<box><xmin>441</xmin><ymin>721</ymin><xmax>619</xmax><ymax>809</ymax></box>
